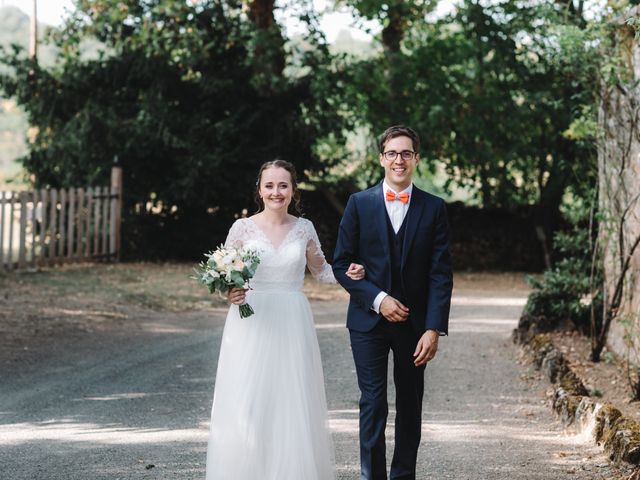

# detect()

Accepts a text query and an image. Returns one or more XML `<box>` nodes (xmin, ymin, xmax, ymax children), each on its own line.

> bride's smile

<box><xmin>258</xmin><ymin>167</ymin><xmax>293</xmax><ymax>211</ymax></box>
<box><xmin>207</xmin><ymin>159</ymin><xmax>354</xmax><ymax>480</ymax></box>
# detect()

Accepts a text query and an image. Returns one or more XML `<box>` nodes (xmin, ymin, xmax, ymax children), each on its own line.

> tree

<box><xmin>340</xmin><ymin>0</ymin><xmax>604</xmax><ymax>262</ymax></box>
<box><xmin>339</xmin><ymin>0</ymin><xmax>436</xmax><ymax>119</ymax></box>
<box><xmin>340</xmin><ymin>0</ymin><xmax>436</xmax><ymax>53</ymax></box>
<box><xmin>0</xmin><ymin>0</ymin><xmax>352</xmax><ymax>259</ymax></box>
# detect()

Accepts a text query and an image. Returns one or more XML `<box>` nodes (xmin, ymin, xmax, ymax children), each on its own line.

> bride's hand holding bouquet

<box><xmin>194</xmin><ymin>245</ymin><xmax>261</xmax><ymax>318</ymax></box>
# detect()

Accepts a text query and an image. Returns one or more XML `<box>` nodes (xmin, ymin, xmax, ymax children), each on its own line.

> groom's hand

<box><xmin>380</xmin><ymin>296</ymin><xmax>409</xmax><ymax>322</ymax></box>
<box><xmin>414</xmin><ymin>330</ymin><xmax>439</xmax><ymax>366</ymax></box>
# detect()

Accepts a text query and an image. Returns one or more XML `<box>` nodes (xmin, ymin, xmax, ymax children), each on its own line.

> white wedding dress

<box><xmin>205</xmin><ymin>217</ymin><xmax>336</xmax><ymax>480</ymax></box>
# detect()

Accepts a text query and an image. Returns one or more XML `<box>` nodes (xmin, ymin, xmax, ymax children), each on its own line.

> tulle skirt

<box><xmin>205</xmin><ymin>287</ymin><xmax>336</xmax><ymax>480</ymax></box>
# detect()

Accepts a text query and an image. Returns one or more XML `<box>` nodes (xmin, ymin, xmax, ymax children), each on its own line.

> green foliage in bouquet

<box><xmin>194</xmin><ymin>246</ymin><xmax>261</xmax><ymax>318</ymax></box>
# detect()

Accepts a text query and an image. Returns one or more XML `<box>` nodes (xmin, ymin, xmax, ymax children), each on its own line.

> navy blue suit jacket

<box><xmin>332</xmin><ymin>183</ymin><xmax>453</xmax><ymax>335</ymax></box>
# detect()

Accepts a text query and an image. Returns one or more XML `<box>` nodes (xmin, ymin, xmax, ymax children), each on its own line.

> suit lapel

<box><xmin>372</xmin><ymin>183</ymin><xmax>391</xmax><ymax>270</ymax></box>
<box><xmin>401</xmin><ymin>187</ymin><xmax>426</xmax><ymax>270</ymax></box>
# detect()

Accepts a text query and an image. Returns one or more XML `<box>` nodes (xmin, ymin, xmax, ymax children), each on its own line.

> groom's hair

<box><xmin>379</xmin><ymin>125</ymin><xmax>421</xmax><ymax>154</ymax></box>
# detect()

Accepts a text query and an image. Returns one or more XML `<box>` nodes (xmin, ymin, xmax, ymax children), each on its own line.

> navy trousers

<box><xmin>349</xmin><ymin>320</ymin><xmax>426</xmax><ymax>480</ymax></box>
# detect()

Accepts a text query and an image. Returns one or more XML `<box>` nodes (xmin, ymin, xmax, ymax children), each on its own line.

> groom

<box><xmin>332</xmin><ymin>125</ymin><xmax>453</xmax><ymax>480</ymax></box>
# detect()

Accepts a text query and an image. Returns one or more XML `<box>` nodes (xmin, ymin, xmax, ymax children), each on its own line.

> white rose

<box><xmin>233</xmin><ymin>258</ymin><xmax>245</xmax><ymax>270</ymax></box>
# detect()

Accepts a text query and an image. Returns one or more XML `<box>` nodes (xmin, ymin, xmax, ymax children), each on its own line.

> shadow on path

<box><xmin>0</xmin><ymin>279</ymin><xmax>627</xmax><ymax>479</ymax></box>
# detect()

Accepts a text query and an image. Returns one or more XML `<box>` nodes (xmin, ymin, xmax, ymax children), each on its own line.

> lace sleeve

<box><xmin>303</xmin><ymin>219</ymin><xmax>336</xmax><ymax>284</ymax></box>
<box><xmin>224</xmin><ymin>219</ymin><xmax>246</xmax><ymax>249</ymax></box>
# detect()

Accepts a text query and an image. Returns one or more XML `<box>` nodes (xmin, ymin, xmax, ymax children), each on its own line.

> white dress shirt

<box><xmin>371</xmin><ymin>182</ymin><xmax>413</xmax><ymax>313</ymax></box>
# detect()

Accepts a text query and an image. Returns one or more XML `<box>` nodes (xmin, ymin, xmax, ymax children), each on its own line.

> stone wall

<box><xmin>598</xmin><ymin>10</ymin><xmax>640</xmax><ymax>359</ymax></box>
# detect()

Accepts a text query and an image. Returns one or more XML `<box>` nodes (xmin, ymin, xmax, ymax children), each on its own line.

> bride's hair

<box><xmin>254</xmin><ymin>159</ymin><xmax>303</xmax><ymax>215</ymax></box>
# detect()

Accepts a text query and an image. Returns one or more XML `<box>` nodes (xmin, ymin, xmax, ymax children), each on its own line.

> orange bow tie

<box><xmin>386</xmin><ymin>190</ymin><xmax>409</xmax><ymax>204</ymax></box>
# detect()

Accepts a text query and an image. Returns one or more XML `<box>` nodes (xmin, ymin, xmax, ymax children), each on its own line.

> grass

<box><xmin>0</xmin><ymin>261</ymin><xmax>352</xmax><ymax>314</ymax></box>
<box><xmin>1</xmin><ymin>261</ymin><xmax>223</xmax><ymax>312</ymax></box>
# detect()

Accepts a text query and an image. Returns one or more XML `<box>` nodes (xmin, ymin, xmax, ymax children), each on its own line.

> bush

<box><xmin>524</xmin><ymin>224</ymin><xmax>603</xmax><ymax>334</ymax></box>
<box><xmin>0</xmin><ymin>1</ymin><xmax>352</xmax><ymax>260</ymax></box>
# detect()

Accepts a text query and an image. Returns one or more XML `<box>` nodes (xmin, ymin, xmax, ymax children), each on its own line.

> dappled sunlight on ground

<box><xmin>452</xmin><ymin>296</ymin><xmax>527</xmax><ymax>307</ymax></box>
<box><xmin>43</xmin><ymin>307</ymin><xmax>129</xmax><ymax>319</ymax></box>
<box><xmin>449</xmin><ymin>314</ymin><xmax>523</xmax><ymax>334</ymax></box>
<box><xmin>329</xmin><ymin>408</ymin><xmax>359</xmax><ymax>434</ymax></box>
<box><xmin>315</xmin><ymin>322</ymin><xmax>347</xmax><ymax>329</ymax></box>
<box><xmin>3</xmin><ymin>271</ymin><xmax>633</xmax><ymax>479</ymax></box>
<box><xmin>329</xmin><ymin>418</ymin><xmax>359</xmax><ymax>434</ymax></box>
<box><xmin>0</xmin><ymin>419</ymin><xmax>208</xmax><ymax>446</ymax></box>
<box><xmin>426</xmin><ymin>420</ymin><xmax>578</xmax><ymax>444</ymax></box>
<box><xmin>136</xmin><ymin>322</ymin><xmax>195</xmax><ymax>334</ymax></box>
<box><xmin>453</xmin><ymin>318</ymin><xmax>518</xmax><ymax>325</ymax></box>
<box><xmin>75</xmin><ymin>392</ymin><xmax>159</xmax><ymax>401</ymax></box>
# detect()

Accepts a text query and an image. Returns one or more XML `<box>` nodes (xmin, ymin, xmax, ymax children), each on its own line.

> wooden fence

<box><xmin>0</xmin><ymin>167</ymin><xmax>122</xmax><ymax>270</ymax></box>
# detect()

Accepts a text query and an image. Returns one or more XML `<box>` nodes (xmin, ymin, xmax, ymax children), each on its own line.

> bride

<box><xmin>205</xmin><ymin>160</ymin><xmax>365</xmax><ymax>479</ymax></box>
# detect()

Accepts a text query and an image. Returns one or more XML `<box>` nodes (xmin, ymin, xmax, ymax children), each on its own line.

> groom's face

<box><xmin>379</xmin><ymin>135</ymin><xmax>419</xmax><ymax>191</ymax></box>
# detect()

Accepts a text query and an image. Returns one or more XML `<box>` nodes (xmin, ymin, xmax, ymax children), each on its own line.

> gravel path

<box><xmin>0</xmin><ymin>282</ymin><xmax>628</xmax><ymax>479</ymax></box>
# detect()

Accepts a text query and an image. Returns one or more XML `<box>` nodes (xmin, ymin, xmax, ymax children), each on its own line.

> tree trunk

<box><xmin>29</xmin><ymin>0</ymin><xmax>37</xmax><ymax>60</ymax></box>
<box><xmin>245</xmin><ymin>0</ymin><xmax>285</xmax><ymax>89</ymax></box>
<box><xmin>381</xmin><ymin>8</ymin><xmax>406</xmax><ymax>54</ymax></box>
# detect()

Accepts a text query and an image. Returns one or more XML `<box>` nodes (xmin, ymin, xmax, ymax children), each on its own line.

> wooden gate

<box><xmin>0</xmin><ymin>167</ymin><xmax>122</xmax><ymax>270</ymax></box>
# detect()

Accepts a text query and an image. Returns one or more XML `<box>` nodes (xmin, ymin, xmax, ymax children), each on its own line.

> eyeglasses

<box><xmin>382</xmin><ymin>150</ymin><xmax>416</xmax><ymax>161</ymax></box>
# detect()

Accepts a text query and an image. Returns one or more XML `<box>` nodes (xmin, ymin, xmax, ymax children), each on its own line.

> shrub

<box><xmin>524</xmin><ymin>224</ymin><xmax>603</xmax><ymax>334</ymax></box>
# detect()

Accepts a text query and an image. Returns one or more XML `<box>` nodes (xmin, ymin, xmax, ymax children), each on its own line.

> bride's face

<box><xmin>259</xmin><ymin>167</ymin><xmax>293</xmax><ymax>212</ymax></box>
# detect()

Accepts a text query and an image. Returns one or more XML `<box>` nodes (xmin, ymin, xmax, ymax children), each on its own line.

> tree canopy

<box><xmin>0</xmin><ymin>0</ymin><xmax>627</xmax><ymax>259</ymax></box>
<box><xmin>0</xmin><ymin>0</ymin><xmax>354</xmax><ymax>257</ymax></box>
<box><xmin>341</xmin><ymin>0</ymin><xmax>606</xmax><ymax>211</ymax></box>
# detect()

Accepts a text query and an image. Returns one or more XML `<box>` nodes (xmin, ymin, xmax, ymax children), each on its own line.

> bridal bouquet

<box><xmin>194</xmin><ymin>246</ymin><xmax>261</xmax><ymax>318</ymax></box>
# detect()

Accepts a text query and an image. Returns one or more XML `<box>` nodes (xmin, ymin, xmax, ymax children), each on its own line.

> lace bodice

<box><xmin>224</xmin><ymin>217</ymin><xmax>335</xmax><ymax>291</ymax></box>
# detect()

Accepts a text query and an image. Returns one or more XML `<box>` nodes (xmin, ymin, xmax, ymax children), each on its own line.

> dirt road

<box><xmin>0</xmin><ymin>276</ymin><xmax>629</xmax><ymax>479</ymax></box>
